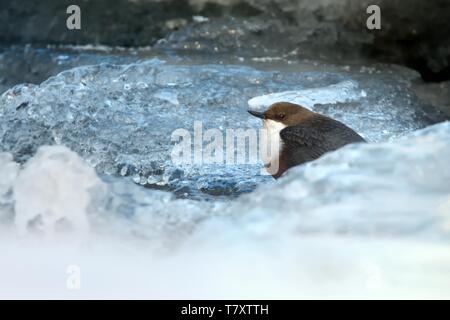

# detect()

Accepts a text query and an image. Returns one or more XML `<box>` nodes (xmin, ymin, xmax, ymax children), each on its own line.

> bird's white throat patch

<box><xmin>264</xmin><ymin>119</ymin><xmax>287</xmax><ymax>140</ymax></box>
<box><xmin>261</xmin><ymin>119</ymin><xmax>286</xmax><ymax>173</ymax></box>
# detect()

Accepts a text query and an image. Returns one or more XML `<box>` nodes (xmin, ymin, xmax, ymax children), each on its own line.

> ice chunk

<box><xmin>1</xmin><ymin>124</ymin><xmax>450</xmax><ymax>298</ymax></box>
<box><xmin>0</xmin><ymin>61</ymin><xmax>442</xmax><ymax>198</ymax></box>
<box><xmin>226</xmin><ymin>121</ymin><xmax>450</xmax><ymax>238</ymax></box>
<box><xmin>7</xmin><ymin>123</ymin><xmax>447</xmax><ymax>242</ymax></box>
<box><xmin>0</xmin><ymin>153</ymin><xmax>19</xmax><ymax>223</ymax></box>
<box><xmin>13</xmin><ymin>145</ymin><xmax>103</xmax><ymax>238</ymax></box>
<box><xmin>247</xmin><ymin>80</ymin><xmax>363</xmax><ymax>110</ymax></box>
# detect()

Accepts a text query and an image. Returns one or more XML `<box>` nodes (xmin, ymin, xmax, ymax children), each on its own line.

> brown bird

<box><xmin>248</xmin><ymin>102</ymin><xmax>365</xmax><ymax>178</ymax></box>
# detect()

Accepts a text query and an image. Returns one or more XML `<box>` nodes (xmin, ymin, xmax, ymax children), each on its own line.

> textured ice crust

<box><xmin>0</xmin><ymin>60</ymin><xmax>440</xmax><ymax>197</ymax></box>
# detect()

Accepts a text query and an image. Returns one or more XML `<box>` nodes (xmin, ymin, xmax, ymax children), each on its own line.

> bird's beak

<box><xmin>248</xmin><ymin>110</ymin><xmax>265</xmax><ymax>119</ymax></box>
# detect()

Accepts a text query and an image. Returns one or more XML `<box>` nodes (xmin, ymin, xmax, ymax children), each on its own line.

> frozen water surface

<box><xmin>0</xmin><ymin>59</ymin><xmax>442</xmax><ymax>198</ymax></box>
<box><xmin>0</xmin><ymin>123</ymin><xmax>449</xmax><ymax>298</ymax></box>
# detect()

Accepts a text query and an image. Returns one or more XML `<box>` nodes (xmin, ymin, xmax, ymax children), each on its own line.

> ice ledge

<box><xmin>248</xmin><ymin>80</ymin><xmax>366</xmax><ymax>111</ymax></box>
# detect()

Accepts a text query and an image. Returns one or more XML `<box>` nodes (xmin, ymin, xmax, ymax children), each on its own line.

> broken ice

<box><xmin>0</xmin><ymin>60</ymin><xmax>442</xmax><ymax>198</ymax></box>
<box><xmin>1</xmin><ymin>122</ymin><xmax>450</xmax><ymax>298</ymax></box>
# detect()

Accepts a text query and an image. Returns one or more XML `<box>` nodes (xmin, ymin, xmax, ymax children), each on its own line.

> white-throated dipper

<box><xmin>248</xmin><ymin>102</ymin><xmax>365</xmax><ymax>178</ymax></box>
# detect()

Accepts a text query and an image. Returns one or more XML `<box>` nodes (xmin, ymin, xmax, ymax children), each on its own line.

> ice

<box><xmin>192</xmin><ymin>15</ymin><xmax>209</xmax><ymax>23</ymax></box>
<box><xmin>247</xmin><ymin>80</ymin><xmax>363</xmax><ymax>110</ymax></box>
<box><xmin>0</xmin><ymin>60</ymin><xmax>442</xmax><ymax>198</ymax></box>
<box><xmin>0</xmin><ymin>145</ymin><xmax>218</xmax><ymax>244</ymax></box>
<box><xmin>0</xmin><ymin>45</ymin><xmax>141</xmax><ymax>95</ymax></box>
<box><xmin>0</xmin><ymin>153</ymin><xmax>19</xmax><ymax>223</ymax></box>
<box><xmin>13</xmin><ymin>146</ymin><xmax>103</xmax><ymax>238</ymax></box>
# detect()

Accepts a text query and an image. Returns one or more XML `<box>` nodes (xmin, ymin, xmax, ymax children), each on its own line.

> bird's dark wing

<box><xmin>279</xmin><ymin>115</ymin><xmax>365</xmax><ymax>166</ymax></box>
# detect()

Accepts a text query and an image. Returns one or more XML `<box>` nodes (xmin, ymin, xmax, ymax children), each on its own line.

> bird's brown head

<box><xmin>248</xmin><ymin>102</ymin><xmax>314</xmax><ymax>126</ymax></box>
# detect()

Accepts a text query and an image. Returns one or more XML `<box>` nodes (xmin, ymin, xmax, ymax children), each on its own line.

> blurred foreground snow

<box><xmin>0</xmin><ymin>122</ymin><xmax>449</xmax><ymax>299</ymax></box>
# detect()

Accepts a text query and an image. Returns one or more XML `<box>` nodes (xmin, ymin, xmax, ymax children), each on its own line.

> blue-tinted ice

<box><xmin>0</xmin><ymin>60</ymin><xmax>441</xmax><ymax>198</ymax></box>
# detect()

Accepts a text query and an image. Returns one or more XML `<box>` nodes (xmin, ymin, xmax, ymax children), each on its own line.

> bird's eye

<box><xmin>278</xmin><ymin>113</ymin><xmax>285</xmax><ymax>119</ymax></box>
